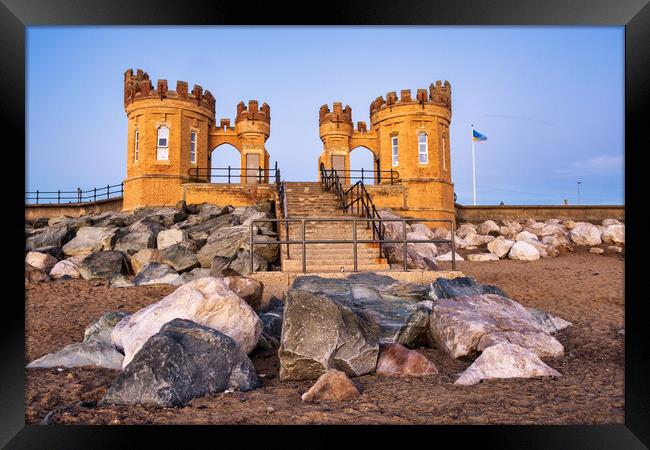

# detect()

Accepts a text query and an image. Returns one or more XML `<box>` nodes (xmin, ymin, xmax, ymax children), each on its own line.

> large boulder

<box><xmin>467</xmin><ymin>253</ymin><xmax>499</xmax><ymax>262</ymax></box>
<box><xmin>301</xmin><ymin>369</ymin><xmax>361</xmax><ymax>403</ymax></box>
<box><xmin>508</xmin><ymin>241</ymin><xmax>540</xmax><ymax>261</ymax></box>
<box><xmin>49</xmin><ymin>256</ymin><xmax>84</xmax><ymax>279</ymax></box>
<box><xmin>477</xmin><ymin>220</ymin><xmax>500</xmax><ymax>236</ymax></box>
<box><xmin>568</xmin><ymin>222</ymin><xmax>602</xmax><ymax>246</ymax></box>
<box><xmin>133</xmin><ymin>262</ymin><xmax>182</xmax><ymax>286</ymax></box>
<box><xmin>149</xmin><ymin>207</ymin><xmax>187</xmax><ymax>227</ymax></box>
<box><xmin>25</xmin><ymin>251</ymin><xmax>57</xmax><ymax>273</ymax></box>
<box><xmin>26</xmin><ymin>340</ymin><xmax>124</xmax><ymax>370</ymax></box>
<box><xmin>113</xmin><ymin>231</ymin><xmax>156</xmax><ymax>256</ymax></box>
<box><xmin>26</xmin><ymin>225</ymin><xmax>73</xmax><ymax>251</ymax></box>
<box><xmin>78</xmin><ymin>251</ymin><xmax>126</xmax><ymax>280</ymax></box>
<box><xmin>222</xmin><ymin>276</ymin><xmax>263</xmax><ymax>312</ymax></box>
<box><xmin>383</xmin><ymin>230</ymin><xmax>439</xmax><ymax>270</ymax></box>
<box><xmin>455</xmin><ymin>343</ymin><xmax>561</xmax><ymax>386</ymax></box>
<box><xmin>62</xmin><ymin>227</ymin><xmax>116</xmax><ymax>257</ymax></box>
<box><xmin>487</xmin><ymin>237</ymin><xmax>514</xmax><ymax>258</ymax></box>
<box><xmin>498</xmin><ymin>225</ymin><xmax>519</xmax><ymax>240</ymax></box>
<box><xmin>435</xmin><ymin>251</ymin><xmax>464</xmax><ymax>262</ymax></box>
<box><xmin>455</xmin><ymin>223</ymin><xmax>477</xmax><ymax>239</ymax></box>
<box><xmin>601</xmin><ymin>224</ymin><xmax>624</xmax><ymax>245</ymax></box>
<box><xmin>112</xmin><ymin>277</ymin><xmax>262</xmax><ymax>367</ymax></box>
<box><xmin>250</xmin><ymin>234</ymin><xmax>280</xmax><ymax>263</ymax></box>
<box><xmin>197</xmin><ymin>225</ymin><xmax>250</xmax><ymax>267</ymax></box>
<box><xmin>130</xmin><ymin>248</ymin><xmax>161</xmax><ymax>274</ymax></box>
<box><xmin>160</xmin><ymin>242</ymin><xmax>200</xmax><ymax>273</ymax></box>
<box><xmin>179</xmin><ymin>267</ymin><xmax>212</xmax><ymax>284</ymax></box>
<box><xmin>515</xmin><ymin>230</ymin><xmax>538</xmax><ymax>242</ymax></box>
<box><xmin>463</xmin><ymin>233</ymin><xmax>495</xmax><ymax>247</ymax></box>
<box><xmin>527</xmin><ymin>308</ymin><xmax>572</xmax><ymax>334</ymax></box>
<box><xmin>376</xmin><ymin>343</ymin><xmax>438</xmax><ymax>377</ymax></box>
<box><xmin>292</xmin><ymin>273</ymin><xmax>433</xmax><ymax>348</ymax></box>
<box><xmin>228</xmin><ymin>248</ymin><xmax>268</xmax><ymax>275</ymax></box>
<box><xmin>156</xmin><ymin>228</ymin><xmax>187</xmax><ymax>250</ymax></box>
<box><xmin>429</xmin><ymin>276</ymin><xmax>507</xmax><ymax>300</ymax></box>
<box><xmin>278</xmin><ymin>289</ymin><xmax>380</xmax><ymax>381</ymax></box>
<box><xmin>127</xmin><ymin>218</ymin><xmax>165</xmax><ymax>237</ymax></box>
<box><xmin>601</xmin><ymin>218</ymin><xmax>622</xmax><ymax>227</ymax></box>
<box><xmin>25</xmin><ymin>263</ymin><xmax>50</xmax><ymax>283</ymax></box>
<box><xmin>183</xmin><ymin>214</ymin><xmax>240</xmax><ymax>241</ymax></box>
<box><xmin>539</xmin><ymin>224</ymin><xmax>565</xmax><ymax>237</ymax></box>
<box><xmin>502</xmin><ymin>220</ymin><xmax>522</xmax><ymax>232</ymax></box>
<box><xmin>103</xmin><ymin>319</ymin><xmax>260</xmax><ymax>407</ymax></box>
<box><xmin>429</xmin><ymin>294</ymin><xmax>563</xmax><ymax>359</ymax></box>
<box><xmin>209</xmin><ymin>256</ymin><xmax>236</xmax><ymax>277</ymax></box>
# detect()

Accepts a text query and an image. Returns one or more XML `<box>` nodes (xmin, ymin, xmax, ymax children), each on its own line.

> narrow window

<box><xmin>157</xmin><ymin>126</ymin><xmax>169</xmax><ymax>160</ymax></box>
<box><xmin>134</xmin><ymin>129</ymin><xmax>139</xmax><ymax>162</ymax></box>
<box><xmin>442</xmin><ymin>135</ymin><xmax>447</xmax><ymax>170</ymax></box>
<box><xmin>391</xmin><ymin>136</ymin><xmax>399</xmax><ymax>167</ymax></box>
<box><xmin>190</xmin><ymin>131</ymin><xmax>197</xmax><ymax>163</ymax></box>
<box><xmin>418</xmin><ymin>132</ymin><xmax>428</xmax><ymax>164</ymax></box>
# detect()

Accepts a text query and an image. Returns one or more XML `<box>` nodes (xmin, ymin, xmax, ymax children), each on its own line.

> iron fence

<box><xmin>188</xmin><ymin>162</ymin><xmax>280</xmax><ymax>184</ymax></box>
<box><xmin>249</xmin><ymin>217</ymin><xmax>456</xmax><ymax>274</ymax></box>
<box><xmin>325</xmin><ymin>168</ymin><xmax>400</xmax><ymax>185</ymax></box>
<box><xmin>25</xmin><ymin>182</ymin><xmax>124</xmax><ymax>205</ymax></box>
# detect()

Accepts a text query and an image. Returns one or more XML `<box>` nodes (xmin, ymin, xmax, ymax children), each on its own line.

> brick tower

<box><xmin>318</xmin><ymin>81</ymin><xmax>454</xmax><ymax>223</ymax></box>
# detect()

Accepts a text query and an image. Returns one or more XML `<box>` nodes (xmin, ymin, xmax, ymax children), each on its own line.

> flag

<box><xmin>472</xmin><ymin>129</ymin><xmax>487</xmax><ymax>142</ymax></box>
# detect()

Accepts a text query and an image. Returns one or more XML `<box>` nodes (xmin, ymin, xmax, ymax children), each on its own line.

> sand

<box><xmin>25</xmin><ymin>250</ymin><xmax>624</xmax><ymax>425</ymax></box>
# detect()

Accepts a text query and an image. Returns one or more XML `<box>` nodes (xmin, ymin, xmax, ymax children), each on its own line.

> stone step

<box><xmin>281</xmin><ymin>262</ymin><xmax>391</xmax><ymax>272</ymax></box>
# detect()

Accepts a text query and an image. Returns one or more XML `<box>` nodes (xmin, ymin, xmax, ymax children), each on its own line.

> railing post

<box><xmin>250</xmin><ymin>220</ymin><xmax>255</xmax><ymax>274</ymax></box>
<box><xmin>77</xmin><ymin>187</ymin><xmax>81</xmax><ymax>203</ymax></box>
<box><xmin>57</xmin><ymin>190</ymin><xmax>60</xmax><ymax>204</ymax></box>
<box><xmin>258</xmin><ymin>167</ymin><xmax>262</xmax><ymax>183</ymax></box>
<box><xmin>36</xmin><ymin>190</ymin><xmax>39</xmax><ymax>204</ymax></box>
<box><xmin>93</xmin><ymin>187</ymin><xmax>96</xmax><ymax>202</ymax></box>
<box><xmin>302</xmin><ymin>219</ymin><xmax>307</xmax><ymax>274</ymax></box>
<box><xmin>353</xmin><ymin>217</ymin><xmax>358</xmax><ymax>272</ymax></box>
<box><xmin>121</xmin><ymin>182</ymin><xmax>124</xmax><ymax>196</ymax></box>
<box><xmin>361</xmin><ymin>167</ymin><xmax>364</xmax><ymax>183</ymax></box>
<box><xmin>403</xmin><ymin>219</ymin><xmax>408</xmax><ymax>272</ymax></box>
<box><xmin>107</xmin><ymin>184</ymin><xmax>110</xmax><ymax>199</ymax></box>
<box><xmin>228</xmin><ymin>165</ymin><xmax>231</xmax><ymax>184</ymax></box>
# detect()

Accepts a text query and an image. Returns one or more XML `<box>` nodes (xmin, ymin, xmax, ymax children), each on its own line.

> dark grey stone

<box><xmin>84</xmin><ymin>311</ymin><xmax>130</xmax><ymax>345</ymax></box>
<box><xmin>78</xmin><ymin>251</ymin><xmax>126</xmax><ymax>280</ymax></box>
<box><xmin>113</xmin><ymin>231</ymin><xmax>156</xmax><ymax>256</ymax></box>
<box><xmin>26</xmin><ymin>225</ymin><xmax>74</xmax><ymax>251</ymax></box>
<box><xmin>102</xmin><ymin>318</ymin><xmax>260</xmax><ymax>407</ymax></box>
<box><xmin>160</xmin><ymin>242</ymin><xmax>200</xmax><ymax>273</ymax></box>
<box><xmin>429</xmin><ymin>276</ymin><xmax>508</xmax><ymax>300</ymax></box>
<box><xmin>133</xmin><ymin>262</ymin><xmax>180</xmax><ymax>286</ymax></box>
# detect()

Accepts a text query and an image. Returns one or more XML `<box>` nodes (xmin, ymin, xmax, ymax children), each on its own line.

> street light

<box><xmin>577</xmin><ymin>181</ymin><xmax>582</xmax><ymax>205</ymax></box>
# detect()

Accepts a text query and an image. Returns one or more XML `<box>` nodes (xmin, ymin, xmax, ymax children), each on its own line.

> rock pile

<box><xmin>25</xmin><ymin>202</ymin><xmax>279</xmax><ymax>285</ymax></box>
<box><xmin>376</xmin><ymin>210</ymin><xmax>624</xmax><ymax>266</ymax></box>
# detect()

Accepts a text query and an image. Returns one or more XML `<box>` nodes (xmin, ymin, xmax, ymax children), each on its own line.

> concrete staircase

<box><xmin>279</xmin><ymin>182</ymin><xmax>390</xmax><ymax>272</ymax></box>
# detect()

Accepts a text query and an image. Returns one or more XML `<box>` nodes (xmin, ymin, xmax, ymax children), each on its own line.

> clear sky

<box><xmin>26</xmin><ymin>26</ymin><xmax>624</xmax><ymax>205</ymax></box>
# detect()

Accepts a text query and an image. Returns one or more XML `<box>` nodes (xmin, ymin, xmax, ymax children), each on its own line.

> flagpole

<box><xmin>471</xmin><ymin>124</ymin><xmax>477</xmax><ymax>205</ymax></box>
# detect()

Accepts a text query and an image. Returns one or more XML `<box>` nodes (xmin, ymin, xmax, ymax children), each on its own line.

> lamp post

<box><xmin>577</xmin><ymin>181</ymin><xmax>582</xmax><ymax>205</ymax></box>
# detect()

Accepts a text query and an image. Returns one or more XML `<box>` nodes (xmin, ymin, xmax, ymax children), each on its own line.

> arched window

<box><xmin>157</xmin><ymin>126</ymin><xmax>169</xmax><ymax>160</ymax></box>
<box><xmin>134</xmin><ymin>129</ymin><xmax>139</xmax><ymax>162</ymax></box>
<box><xmin>418</xmin><ymin>132</ymin><xmax>428</xmax><ymax>164</ymax></box>
<box><xmin>391</xmin><ymin>136</ymin><xmax>399</xmax><ymax>167</ymax></box>
<box><xmin>190</xmin><ymin>131</ymin><xmax>197</xmax><ymax>164</ymax></box>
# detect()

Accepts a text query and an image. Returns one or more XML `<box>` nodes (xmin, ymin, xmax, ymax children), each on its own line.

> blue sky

<box><xmin>27</xmin><ymin>26</ymin><xmax>624</xmax><ymax>205</ymax></box>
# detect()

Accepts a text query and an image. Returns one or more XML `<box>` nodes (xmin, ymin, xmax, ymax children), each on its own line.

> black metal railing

<box><xmin>324</xmin><ymin>168</ymin><xmax>400</xmax><ymax>185</ymax></box>
<box><xmin>249</xmin><ymin>217</ymin><xmax>456</xmax><ymax>274</ymax></box>
<box><xmin>320</xmin><ymin>162</ymin><xmax>385</xmax><ymax>258</ymax></box>
<box><xmin>188</xmin><ymin>164</ymin><xmax>280</xmax><ymax>184</ymax></box>
<box><xmin>25</xmin><ymin>182</ymin><xmax>124</xmax><ymax>205</ymax></box>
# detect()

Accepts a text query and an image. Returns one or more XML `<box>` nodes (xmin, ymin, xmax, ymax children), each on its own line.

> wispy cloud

<box><xmin>484</xmin><ymin>114</ymin><xmax>556</xmax><ymax>127</ymax></box>
<box><xmin>554</xmin><ymin>154</ymin><xmax>624</xmax><ymax>176</ymax></box>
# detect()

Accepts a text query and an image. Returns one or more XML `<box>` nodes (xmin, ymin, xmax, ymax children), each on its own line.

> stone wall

<box><xmin>455</xmin><ymin>204</ymin><xmax>625</xmax><ymax>223</ymax></box>
<box><xmin>182</xmin><ymin>183</ymin><xmax>277</xmax><ymax>207</ymax></box>
<box><xmin>25</xmin><ymin>198</ymin><xmax>123</xmax><ymax>221</ymax></box>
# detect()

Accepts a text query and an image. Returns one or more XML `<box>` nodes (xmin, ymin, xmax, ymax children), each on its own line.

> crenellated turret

<box><xmin>369</xmin><ymin>81</ymin><xmax>452</xmax><ymax>116</ymax></box>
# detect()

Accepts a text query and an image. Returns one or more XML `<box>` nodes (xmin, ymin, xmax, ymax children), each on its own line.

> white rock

<box><xmin>467</xmin><ymin>253</ymin><xmax>499</xmax><ymax>262</ymax></box>
<box><xmin>25</xmin><ymin>251</ymin><xmax>57</xmax><ymax>273</ymax></box>
<box><xmin>607</xmin><ymin>245</ymin><xmax>623</xmax><ymax>253</ymax></box>
<box><xmin>601</xmin><ymin>224</ymin><xmax>624</xmax><ymax>245</ymax></box>
<box><xmin>456</xmin><ymin>224</ymin><xmax>477</xmax><ymax>239</ymax></box>
<box><xmin>487</xmin><ymin>237</ymin><xmax>514</xmax><ymax>258</ymax></box>
<box><xmin>410</xmin><ymin>224</ymin><xmax>435</xmax><ymax>239</ymax></box>
<box><xmin>406</xmin><ymin>231</ymin><xmax>438</xmax><ymax>258</ymax></box>
<box><xmin>524</xmin><ymin>222</ymin><xmax>546</xmax><ymax>237</ymax></box>
<box><xmin>542</xmin><ymin>235</ymin><xmax>573</xmax><ymax>252</ymax></box>
<box><xmin>435</xmin><ymin>251</ymin><xmax>464</xmax><ymax>262</ymax></box>
<box><xmin>49</xmin><ymin>256</ymin><xmax>84</xmax><ymax>279</ymax></box>
<box><xmin>515</xmin><ymin>231</ymin><xmax>538</xmax><ymax>242</ymax></box>
<box><xmin>463</xmin><ymin>234</ymin><xmax>495</xmax><ymax>247</ymax></box>
<box><xmin>477</xmin><ymin>220</ymin><xmax>500</xmax><ymax>235</ymax></box>
<box><xmin>111</xmin><ymin>277</ymin><xmax>263</xmax><ymax>367</ymax></box>
<box><xmin>498</xmin><ymin>226</ymin><xmax>519</xmax><ymax>239</ymax></box>
<box><xmin>455</xmin><ymin>343</ymin><xmax>561</xmax><ymax>386</ymax></box>
<box><xmin>523</xmin><ymin>238</ymin><xmax>558</xmax><ymax>258</ymax></box>
<box><xmin>568</xmin><ymin>222</ymin><xmax>602</xmax><ymax>246</ymax></box>
<box><xmin>545</xmin><ymin>219</ymin><xmax>561</xmax><ymax>225</ymax></box>
<box><xmin>508</xmin><ymin>241</ymin><xmax>540</xmax><ymax>261</ymax></box>
<box><xmin>62</xmin><ymin>227</ymin><xmax>116</xmax><ymax>257</ymax></box>
<box><xmin>589</xmin><ymin>247</ymin><xmax>604</xmax><ymax>254</ymax></box>
<box><xmin>601</xmin><ymin>218</ymin><xmax>622</xmax><ymax>227</ymax></box>
<box><xmin>501</xmin><ymin>220</ymin><xmax>522</xmax><ymax>232</ymax></box>
<box><xmin>539</xmin><ymin>224</ymin><xmax>565</xmax><ymax>237</ymax></box>
<box><xmin>157</xmin><ymin>228</ymin><xmax>187</xmax><ymax>250</ymax></box>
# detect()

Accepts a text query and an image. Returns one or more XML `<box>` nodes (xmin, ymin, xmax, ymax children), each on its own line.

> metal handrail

<box><xmin>25</xmin><ymin>182</ymin><xmax>124</xmax><ymax>205</ymax></box>
<box><xmin>325</xmin><ymin>168</ymin><xmax>400</xmax><ymax>185</ymax></box>
<box><xmin>249</xmin><ymin>217</ymin><xmax>456</xmax><ymax>274</ymax></box>
<box><xmin>188</xmin><ymin>165</ymin><xmax>280</xmax><ymax>183</ymax></box>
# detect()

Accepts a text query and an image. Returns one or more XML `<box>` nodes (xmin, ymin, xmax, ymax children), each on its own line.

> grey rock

<box><xmin>133</xmin><ymin>262</ymin><xmax>182</xmax><ymax>286</ymax></box>
<box><xmin>31</xmin><ymin>245</ymin><xmax>64</xmax><ymax>260</ymax></box>
<box><xmin>527</xmin><ymin>308</ymin><xmax>572</xmax><ymax>334</ymax></box>
<box><xmin>110</xmin><ymin>275</ymin><xmax>135</xmax><ymax>288</ymax></box>
<box><xmin>26</xmin><ymin>340</ymin><xmax>124</xmax><ymax>370</ymax></box>
<box><xmin>149</xmin><ymin>207</ymin><xmax>187</xmax><ymax>227</ymax></box>
<box><xmin>250</xmin><ymin>234</ymin><xmax>279</xmax><ymax>263</ymax></box>
<box><xmin>113</xmin><ymin>231</ymin><xmax>156</xmax><ymax>256</ymax></box>
<box><xmin>292</xmin><ymin>273</ymin><xmax>433</xmax><ymax>348</ymax></box>
<box><xmin>84</xmin><ymin>311</ymin><xmax>131</xmax><ymax>345</ymax></box>
<box><xmin>78</xmin><ymin>251</ymin><xmax>126</xmax><ymax>280</ymax></box>
<box><xmin>32</xmin><ymin>217</ymin><xmax>50</xmax><ymax>229</ymax></box>
<box><xmin>160</xmin><ymin>242</ymin><xmax>200</xmax><ymax>273</ymax></box>
<box><xmin>197</xmin><ymin>225</ymin><xmax>250</xmax><ymax>267</ymax></box>
<box><xmin>102</xmin><ymin>318</ymin><xmax>260</xmax><ymax>407</ymax></box>
<box><xmin>179</xmin><ymin>267</ymin><xmax>212</xmax><ymax>283</ymax></box>
<box><xmin>62</xmin><ymin>226</ymin><xmax>117</xmax><ymax>257</ymax></box>
<box><xmin>128</xmin><ymin>217</ymin><xmax>165</xmax><ymax>237</ymax></box>
<box><xmin>228</xmin><ymin>248</ymin><xmax>268</xmax><ymax>275</ymax></box>
<box><xmin>184</xmin><ymin>214</ymin><xmax>240</xmax><ymax>240</ymax></box>
<box><xmin>429</xmin><ymin>276</ymin><xmax>507</xmax><ymax>300</ymax></box>
<box><xmin>209</xmin><ymin>256</ymin><xmax>235</xmax><ymax>277</ymax></box>
<box><xmin>279</xmin><ymin>289</ymin><xmax>380</xmax><ymax>381</ymax></box>
<box><xmin>25</xmin><ymin>263</ymin><xmax>51</xmax><ymax>283</ymax></box>
<box><xmin>26</xmin><ymin>225</ymin><xmax>73</xmax><ymax>251</ymax></box>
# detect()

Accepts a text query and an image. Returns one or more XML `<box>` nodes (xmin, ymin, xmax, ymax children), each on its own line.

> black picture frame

<box><xmin>3</xmin><ymin>0</ymin><xmax>648</xmax><ymax>447</ymax></box>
